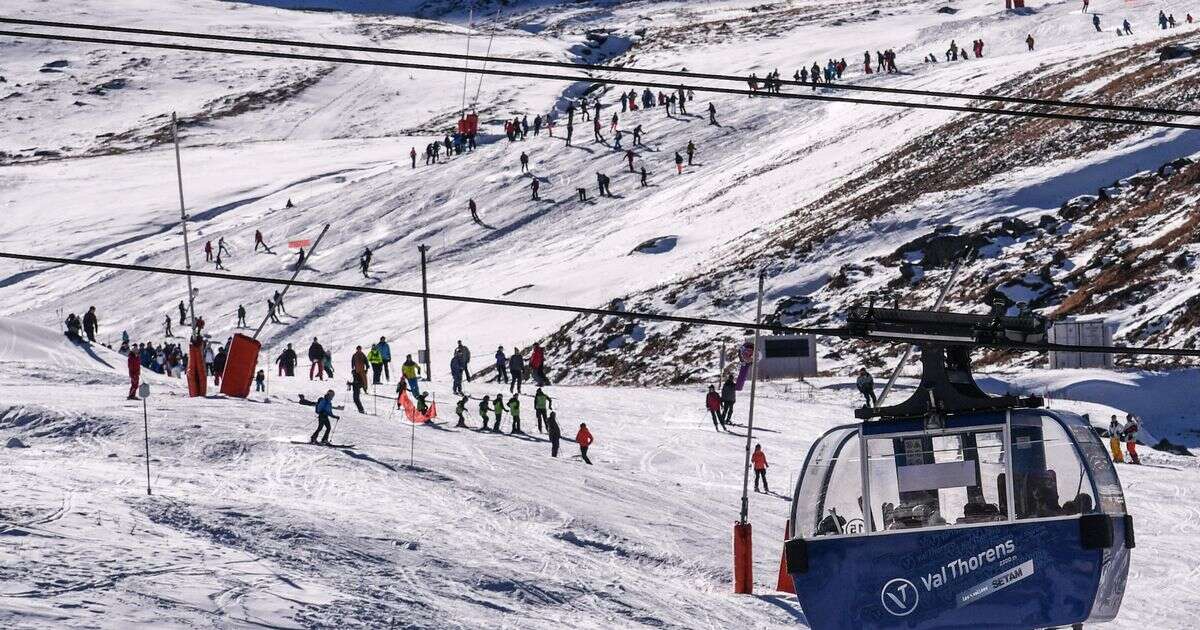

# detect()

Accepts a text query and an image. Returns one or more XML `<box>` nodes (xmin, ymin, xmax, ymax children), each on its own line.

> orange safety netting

<box><xmin>398</xmin><ymin>392</ymin><xmax>437</xmax><ymax>423</ymax></box>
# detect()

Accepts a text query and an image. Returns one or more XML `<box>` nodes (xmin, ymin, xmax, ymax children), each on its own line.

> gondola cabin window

<box><xmin>1008</xmin><ymin>416</ymin><xmax>1096</xmax><ymax>519</ymax></box>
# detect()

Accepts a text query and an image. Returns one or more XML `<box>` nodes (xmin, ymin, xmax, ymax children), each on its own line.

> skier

<box><xmin>83</xmin><ymin>306</ymin><xmax>99</xmax><ymax>342</ymax></box>
<box><xmin>478</xmin><ymin>394</ymin><xmax>491</xmax><ymax>431</ymax></box>
<box><xmin>530</xmin><ymin>342</ymin><xmax>548</xmax><ymax>386</ymax></box>
<box><xmin>494</xmin><ymin>346</ymin><xmax>508</xmax><ymax>383</ymax></box>
<box><xmin>633</xmin><ymin>124</ymin><xmax>643</xmax><ymax>145</ymax></box>
<box><xmin>546</xmin><ymin>410</ymin><xmax>562</xmax><ymax>457</ymax></box>
<box><xmin>675</xmin><ymin>151</ymin><xmax>684</xmax><ymax>175</ymax></box>
<box><xmin>534</xmin><ymin>387</ymin><xmax>553</xmax><ymax>433</ymax></box>
<box><xmin>752</xmin><ymin>444</ymin><xmax>769</xmax><ymax>493</ymax></box>
<box><xmin>706</xmin><ymin>384</ymin><xmax>724</xmax><ymax>431</ymax></box>
<box><xmin>254</xmin><ymin>229</ymin><xmax>270</xmax><ymax>253</ymax></box>
<box><xmin>212</xmin><ymin>345</ymin><xmax>227</xmax><ymax>386</ymax></box>
<box><xmin>520</xmin><ymin>151</ymin><xmax>529</xmax><ymax>173</ymax></box>
<box><xmin>255</xmin><ymin>369</ymin><xmax>266</xmax><ymax>392</ymax></box>
<box><xmin>410</xmin><ymin>146</ymin><xmax>417</xmax><ymax>169</ymax></box>
<box><xmin>530</xmin><ymin>178</ymin><xmax>540</xmax><ymax>201</ymax></box>
<box><xmin>610</xmin><ymin>112</ymin><xmax>619</xmax><ymax>133</ymax></box>
<box><xmin>276</xmin><ymin>343</ymin><xmax>297</xmax><ymax>376</ymax></box>
<box><xmin>1093</xmin><ymin>13</ymin><xmax>1102</xmax><ymax>32</ymax></box>
<box><xmin>863</xmin><ymin>50</ymin><xmax>872</xmax><ymax>74</ymax></box>
<box><xmin>308</xmin><ymin>337</ymin><xmax>325</xmax><ymax>381</ymax></box>
<box><xmin>1123</xmin><ymin>18</ymin><xmax>1132</xmax><ymax>35</ymax></box>
<box><xmin>310</xmin><ymin>390</ymin><xmax>339</xmax><ymax>445</ymax></box>
<box><xmin>593</xmin><ymin>117</ymin><xmax>604</xmax><ymax>143</ymax></box>
<box><xmin>508</xmin><ymin>395</ymin><xmax>522</xmax><ymax>434</ymax></box>
<box><xmin>178</xmin><ymin>300</ymin><xmax>187</xmax><ymax>326</ymax></box>
<box><xmin>1108</xmin><ymin>415</ymin><xmax>1125</xmax><ymax>463</ymax></box>
<box><xmin>237</xmin><ymin>304</ymin><xmax>247</xmax><ymax>328</ymax></box>
<box><xmin>720</xmin><ymin>376</ymin><xmax>736</xmax><ymax>424</ymax></box>
<box><xmin>323</xmin><ymin>346</ymin><xmax>335</xmax><ymax>379</ymax></box>
<box><xmin>1123</xmin><ymin>415</ymin><xmax>1141</xmax><ymax>464</ymax></box>
<box><xmin>450</xmin><ymin>352</ymin><xmax>464</xmax><ymax>395</ymax></box>
<box><xmin>508</xmin><ymin>348</ymin><xmax>525</xmax><ymax>394</ymax></box>
<box><xmin>126</xmin><ymin>347</ymin><xmax>141</xmax><ymax>400</ymax></box>
<box><xmin>214</xmin><ymin>252</ymin><xmax>227</xmax><ymax>271</ymax></box>
<box><xmin>708</xmin><ymin>102</ymin><xmax>718</xmax><ymax>126</ymax></box>
<box><xmin>1026</xmin><ymin>33</ymin><xmax>1035</xmax><ymax>51</ymax></box>
<box><xmin>267</xmin><ymin>299</ymin><xmax>281</xmax><ymax>324</ymax></box>
<box><xmin>596</xmin><ymin>172</ymin><xmax>612</xmax><ymax>197</ymax></box>
<box><xmin>295</xmin><ymin>247</ymin><xmax>306</xmax><ymax>271</ymax></box>
<box><xmin>1159</xmin><ymin>10</ymin><xmax>1168</xmax><ymax>30</ymax></box>
<box><xmin>360</xmin><ymin>247</ymin><xmax>372</xmax><ymax>278</ymax></box>
<box><xmin>576</xmin><ymin>423</ymin><xmax>594</xmax><ymax>465</ymax></box>
<box><xmin>492</xmin><ymin>394</ymin><xmax>506</xmax><ymax>432</ymax></box>
<box><xmin>402</xmin><ymin>354</ymin><xmax>422</xmax><ymax>397</ymax></box>
<box><xmin>686</xmin><ymin>141</ymin><xmax>696</xmax><ymax>166</ymax></box>
<box><xmin>1081</xmin><ymin>0</ymin><xmax>1088</xmax><ymax>12</ymax></box>
<box><xmin>379</xmin><ymin>336</ymin><xmax>392</xmax><ymax>381</ymax></box>
<box><xmin>368</xmin><ymin>343</ymin><xmax>384</xmax><ymax>385</ymax></box>
<box><xmin>204</xmin><ymin>240</ymin><xmax>213</xmax><ymax>262</ymax></box>
<box><xmin>856</xmin><ymin>368</ymin><xmax>877</xmax><ymax>408</ymax></box>
<box><xmin>613</xmin><ymin>130</ymin><xmax>623</xmax><ymax>150</ymax></box>
<box><xmin>469</xmin><ymin>198</ymin><xmax>482</xmax><ymax>226</ymax></box>
<box><xmin>626</xmin><ymin>149</ymin><xmax>636</xmax><ymax>173</ymax></box>
<box><xmin>640</xmin><ymin>166</ymin><xmax>649</xmax><ymax>188</ymax></box>
<box><xmin>534</xmin><ymin>115</ymin><xmax>542</xmax><ymax>136</ymax></box>
<box><xmin>455</xmin><ymin>394</ymin><xmax>469</xmax><ymax>427</ymax></box>
<box><xmin>218</xmin><ymin>237</ymin><xmax>231</xmax><ymax>257</ymax></box>
<box><xmin>273</xmin><ymin>290</ymin><xmax>288</xmax><ymax>316</ymax></box>
<box><xmin>164</xmin><ymin>314</ymin><xmax>173</xmax><ymax>338</ymax></box>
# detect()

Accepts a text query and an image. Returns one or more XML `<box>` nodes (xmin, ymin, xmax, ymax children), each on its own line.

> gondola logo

<box><xmin>881</xmin><ymin>578</ymin><xmax>920</xmax><ymax>617</ymax></box>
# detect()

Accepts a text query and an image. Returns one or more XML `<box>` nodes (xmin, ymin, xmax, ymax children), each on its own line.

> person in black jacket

<box><xmin>82</xmin><ymin>306</ymin><xmax>99</xmax><ymax>342</ymax></box>
<box><xmin>546</xmin><ymin>411</ymin><xmax>562</xmax><ymax>457</ymax></box>
<box><xmin>720</xmin><ymin>376</ymin><xmax>736</xmax><ymax>424</ymax></box>
<box><xmin>308</xmin><ymin>338</ymin><xmax>325</xmax><ymax>381</ymax></box>
<box><xmin>508</xmin><ymin>348</ymin><xmax>525</xmax><ymax>394</ymax></box>
<box><xmin>277</xmin><ymin>343</ymin><xmax>297</xmax><ymax>376</ymax></box>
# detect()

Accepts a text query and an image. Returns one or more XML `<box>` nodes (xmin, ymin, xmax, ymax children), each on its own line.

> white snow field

<box><xmin>4</xmin><ymin>0</ymin><xmax>1200</xmax><ymax>627</ymax></box>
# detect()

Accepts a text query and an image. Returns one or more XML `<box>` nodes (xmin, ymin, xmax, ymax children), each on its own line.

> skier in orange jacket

<box><xmin>576</xmin><ymin>423</ymin><xmax>594</xmax><ymax>465</ymax></box>
<box><xmin>752</xmin><ymin>444</ymin><xmax>769</xmax><ymax>493</ymax></box>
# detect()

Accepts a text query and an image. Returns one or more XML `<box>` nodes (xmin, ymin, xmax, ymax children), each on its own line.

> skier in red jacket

<box><xmin>576</xmin><ymin>423</ymin><xmax>593</xmax><ymax>465</ymax></box>
<box><xmin>706</xmin><ymin>385</ymin><xmax>724</xmax><ymax>431</ymax></box>
<box><xmin>530</xmin><ymin>343</ymin><xmax>548</xmax><ymax>386</ymax></box>
<box><xmin>127</xmin><ymin>349</ymin><xmax>141</xmax><ymax>400</ymax></box>
<box><xmin>752</xmin><ymin>444</ymin><xmax>769</xmax><ymax>493</ymax></box>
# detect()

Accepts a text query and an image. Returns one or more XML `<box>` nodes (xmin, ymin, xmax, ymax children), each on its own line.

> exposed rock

<box><xmin>631</xmin><ymin>236</ymin><xmax>678</xmax><ymax>255</ymax></box>
<box><xmin>5</xmin><ymin>437</ymin><xmax>28</xmax><ymax>449</ymax></box>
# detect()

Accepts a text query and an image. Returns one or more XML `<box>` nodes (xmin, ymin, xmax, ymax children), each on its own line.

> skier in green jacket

<box><xmin>508</xmin><ymin>395</ymin><xmax>523</xmax><ymax>434</ymax></box>
<box><xmin>533</xmin><ymin>387</ymin><xmax>553</xmax><ymax>433</ymax></box>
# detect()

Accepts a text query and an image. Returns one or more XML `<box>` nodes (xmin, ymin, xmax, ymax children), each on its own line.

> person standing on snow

<box><xmin>352</xmin><ymin>345</ymin><xmax>369</xmax><ymax>392</ymax></box>
<box><xmin>1093</xmin><ymin>13</ymin><xmax>1102</xmax><ymax>32</ymax></box>
<box><xmin>237</xmin><ymin>304</ymin><xmax>247</xmax><ymax>328</ymax></box>
<box><xmin>520</xmin><ymin>151</ymin><xmax>529</xmax><ymax>173</ymax></box>
<box><xmin>508</xmin><ymin>395</ymin><xmax>523</xmax><ymax>434</ymax></box>
<box><xmin>212</xmin><ymin>344</ymin><xmax>228</xmax><ymax>386</ymax></box>
<box><xmin>254</xmin><ymin>229</ymin><xmax>270</xmax><ymax>253</ymax></box>
<box><xmin>450</xmin><ymin>352</ymin><xmax>465</xmax><ymax>395</ymax></box>
<box><xmin>720</xmin><ymin>376</ymin><xmax>736</xmax><ymax>424</ymax></box>
<box><xmin>534</xmin><ymin>387</ymin><xmax>553</xmax><ymax>433</ymax></box>
<box><xmin>204</xmin><ymin>240</ymin><xmax>213</xmax><ymax>262</ymax></box>
<box><xmin>310</xmin><ymin>390</ymin><xmax>339</xmax><ymax>445</ymax></box>
<box><xmin>218</xmin><ymin>237</ymin><xmax>231</xmax><ymax>258</ymax></box>
<box><xmin>508</xmin><ymin>348</ymin><xmax>525</xmax><ymax>394</ymax></box>
<box><xmin>633</xmin><ymin>124</ymin><xmax>643</xmax><ymax>145</ymax></box>
<box><xmin>856</xmin><ymin>368</ymin><xmax>877</xmax><ymax>408</ymax></box>
<box><xmin>494</xmin><ymin>346</ymin><xmax>508</xmax><ymax>383</ymax></box>
<box><xmin>178</xmin><ymin>300</ymin><xmax>187</xmax><ymax>326</ymax></box>
<box><xmin>576</xmin><ymin>423</ymin><xmax>594</xmax><ymax>465</ymax></box>
<box><xmin>379</xmin><ymin>336</ymin><xmax>392</xmax><ymax>381</ymax></box>
<box><xmin>368</xmin><ymin>343</ymin><xmax>384</xmax><ymax>385</ymax></box>
<box><xmin>308</xmin><ymin>338</ymin><xmax>325</xmax><ymax>381</ymax></box>
<box><xmin>530</xmin><ymin>178</ymin><xmax>540</xmax><ymax>201</ymax></box>
<box><xmin>640</xmin><ymin>165</ymin><xmax>649</xmax><ymax>188</ymax></box>
<box><xmin>674</xmin><ymin>152</ymin><xmax>685</xmax><ymax>175</ymax></box>
<box><xmin>546</xmin><ymin>411</ymin><xmax>562</xmax><ymax>457</ymax></box>
<box><xmin>708</xmin><ymin>102</ymin><xmax>718</xmax><ymax>126</ymax></box>
<box><xmin>1108</xmin><ymin>416</ymin><xmax>1125</xmax><ymax>463</ymax></box>
<box><xmin>402</xmin><ymin>354</ymin><xmax>422</xmax><ymax>397</ymax></box>
<box><xmin>82</xmin><ymin>306</ymin><xmax>99</xmax><ymax>342</ymax></box>
<box><xmin>273</xmin><ymin>291</ymin><xmax>288</xmax><ymax>316</ymax></box>
<box><xmin>455</xmin><ymin>394</ymin><xmax>469</xmax><ymax>427</ymax></box>
<box><xmin>1026</xmin><ymin>33</ymin><xmax>1035</xmax><ymax>51</ymax></box>
<box><xmin>752</xmin><ymin>444</ymin><xmax>769</xmax><ymax>493</ymax></box>
<box><xmin>686</xmin><ymin>141</ymin><xmax>696</xmax><ymax>166</ymax></box>
<box><xmin>1122</xmin><ymin>18</ymin><xmax>1132</xmax><ymax>35</ymax></box>
<box><xmin>410</xmin><ymin>146</ymin><xmax>417</xmax><ymax>169</ymax></box>
<box><xmin>277</xmin><ymin>343</ymin><xmax>297</xmax><ymax>377</ymax></box>
<box><xmin>706</xmin><ymin>385</ymin><xmax>724</xmax><ymax>431</ymax></box>
<box><xmin>530</xmin><ymin>343</ymin><xmax>548</xmax><ymax>386</ymax></box>
<box><xmin>478</xmin><ymin>394</ymin><xmax>491</xmax><ymax>431</ymax></box>
<box><xmin>255</xmin><ymin>369</ymin><xmax>266</xmax><ymax>392</ymax></box>
<box><xmin>359</xmin><ymin>247</ymin><xmax>372</xmax><ymax>278</ymax></box>
<box><xmin>164</xmin><ymin>314</ymin><xmax>173</xmax><ymax>338</ymax></box>
<box><xmin>267</xmin><ymin>299</ymin><xmax>281</xmax><ymax>324</ymax></box>
<box><xmin>593</xmin><ymin>116</ymin><xmax>604</xmax><ymax>144</ymax></box>
<box><xmin>1123</xmin><ymin>415</ymin><xmax>1141</xmax><ymax>464</ymax></box>
<box><xmin>625</xmin><ymin>150</ymin><xmax>636</xmax><ymax>173</ymax></box>
<box><xmin>455</xmin><ymin>340</ymin><xmax>472</xmax><ymax>382</ymax></box>
<box><xmin>127</xmin><ymin>347</ymin><xmax>141</xmax><ymax>400</ymax></box>
<box><xmin>492</xmin><ymin>394</ymin><xmax>506</xmax><ymax>432</ymax></box>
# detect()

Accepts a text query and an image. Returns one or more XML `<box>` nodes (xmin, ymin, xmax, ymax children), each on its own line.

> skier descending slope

<box><xmin>310</xmin><ymin>390</ymin><xmax>339</xmax><ymax>445</ymax></box>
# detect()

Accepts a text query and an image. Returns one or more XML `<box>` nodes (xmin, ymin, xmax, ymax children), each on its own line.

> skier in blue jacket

<box><xmin>378</xmin><ymin>336</ymin><xmax>392</xmax><ymax>381</ymax></box>
<box><xmin>311</xmin><ymin>390</ymin><xmax>339</xmax><ymax>445</ymax></box>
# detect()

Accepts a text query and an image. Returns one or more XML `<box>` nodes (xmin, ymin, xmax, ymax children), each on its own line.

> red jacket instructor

<box><xmin>127</xmin><ymin>350</ymin><xmax>141</xmax><ymax>401</ymax></box>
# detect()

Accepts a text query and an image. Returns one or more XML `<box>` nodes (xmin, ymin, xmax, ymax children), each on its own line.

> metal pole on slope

<box><xmin>419</xmin><ymin>244</ymin><xmax>432</xmax><ymax>381</ymax></box>
<box><xmin>877</xmin><ymin>256</ymin><xmax>966</xmax><ymax>407</ymax></box>
<box><xmin>139</xmin><ymin>383</ymin><xmax>152</xmax><ymax>495</ymax></box>
<box><xmin>171</xmin><ymin>113</ymin><xmax>198</xmax><ymax>335</ymax></box>
<box><xmin>733</xmin><ymin>269</ymin><xmax>765</xmax><ymax>595</ymax></box>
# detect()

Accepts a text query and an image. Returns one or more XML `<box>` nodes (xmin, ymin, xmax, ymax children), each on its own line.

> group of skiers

<box><xmin>489</xmin><ymin>343</ymin><xmax>552</xmax><ymax>392</ymax></box>
<box><xmin>1107</xmin><ymin>414</ymin><xmax>1142</xmax><ymax>465</ymax></box>
<box><xmin>64</xmin><ymin>306</ymin><xmax>100</xmax><ymax>343</ymax></box>
<box><xmin>421</xmin><ymin>132</ymin><xmax>476</xmax><ymax>166</ymax></box>
<box><xmin>704</xmin><ymin>375</ymin><xmax>740</xmax><ymax>431</ymax></box>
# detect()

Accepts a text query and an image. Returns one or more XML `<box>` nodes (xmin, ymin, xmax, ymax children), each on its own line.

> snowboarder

<box><xmin>237</xmin><ymin>304</ymin><xmax>247</xmax><ymax>328</ymax></box>
<box><xmin>534</xmin><ymin>387</ymin><xmax>553</xmax><ymax>433</ymax></box>
<box><xmin>752</xmin><ymin>444</ymin><xmax>769</xmax><ymax>492</ymax></box>
<box><xmin>83</xmin><ymin>306</ymin><xmax>99</xmax><ymax>342</ymax></box>
<box><xmin>626</xmin><ymin>149</ymin><xmax>636</xmax><ymax>173</ymax></box>
<box><xmin>308</xmin><ymin>338</ymin><xmax>325</xmax><ymax>381</ymax></box>
<box><xmin>706</xmin><ymin>385</ymin><xmax>724</xmax><ymax>431</ymax></box>
<box><xmin>856</xmin><ymin>368</ymin><xmax>877</xmax><ymax>408</ymax></box>
<box><xmin>469</xmin><ymin>198</ymin><xmax>482</xmax><ymax>226</ymax></box>
<box><xmin>494</xmin><ymin>346</ymin><xmax>508</xmax><ymax>383</ymax></box>
<box><xmin>1108</xmin><ymin>416</ymin><xmax>1124</xmax><ymax>463</ymax></box>
<box><xmin>310</xmin><ymin>390</ymin><xmax>339</xmax><ymax>445</ymax></box>
<box><xmin>402</xmin><ymin>354</ymin><xmax>422</xmax><ymax>397</ymax></box>
<box><xmin>675</xmin><ymin>152</ymin><xmax>684</xmax><ymax>175</ymax></box>
<box><xmin>508</xmin><ymin>348</ymin><xmax>525</xmax><ymax>394</ymax></box>
<box><xmin>1123</xmin><ymin>415</ymin><xmax>1140</xmax><ymax>464</ymax></box>
<box><xmin>546</xmin><ymin>410</ymin><xmax>562</xmax><ymax>457</ymax></box>
<box><xmin>368</xmin><ymin>344</ymin><xmax>384</xmax><ymax>385</ymax></box>
<box><xmin>720</xmin><ymin>376</ymin><xmax>736</xmax><ymax>424</ymax></box>
<box><xmin>576</xmin><ymin>423</ymin><xmax>593</xmax><ymax>465</ymax></box>
<box><xmin>508</xmin><ymin>395</ymin><xmax>523</xmax><ymax>434</ymax></box>
<box><xmin>708</xmin><ymin>102</ymin><xmax>718</xmax><ymax>126</ymax></box>
<box><xmin>126</xmin><ymin>348</ymin><xmax>141</xmax><ymax>400</ymax></box>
